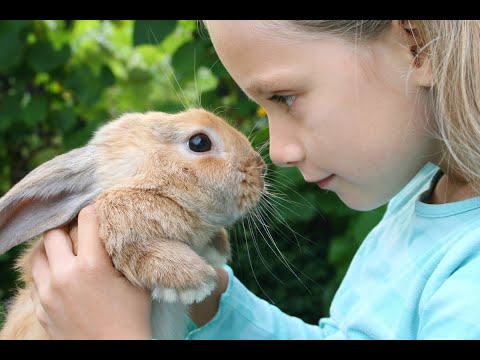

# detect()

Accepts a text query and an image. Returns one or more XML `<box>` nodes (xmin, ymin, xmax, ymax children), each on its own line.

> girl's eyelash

<box><xmin>268</xmin><ymin>95</ymin><xmax>285</xmax><ymax>103</ymax></box>
<box><xmin>268</xmin><ymin>95</ymin><xmax>296</xmax><ymax>107</ymax></box>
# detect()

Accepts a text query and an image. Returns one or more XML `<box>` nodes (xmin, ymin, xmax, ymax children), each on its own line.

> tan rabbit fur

<box><xmin>0</xmin><ymin>108</ymin><xmax>265</xmax><ymax>339</ymax></box>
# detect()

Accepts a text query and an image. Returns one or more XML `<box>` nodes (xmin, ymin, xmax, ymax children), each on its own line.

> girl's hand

<box><xmin>30</xmin><ymin>205</ymin><xmax>152</xmax><ymax>340</ymax></box>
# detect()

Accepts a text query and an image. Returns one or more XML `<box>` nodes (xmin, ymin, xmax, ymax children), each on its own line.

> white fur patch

<box><xmin>201</xmin><ymin>247</ymin><xmax>228</xmax><ymax>267</ymax></box>
<box><xmin>151</xmin><ymin>278</ymin><xmax>217</xmax><ymax>305</ymax></box>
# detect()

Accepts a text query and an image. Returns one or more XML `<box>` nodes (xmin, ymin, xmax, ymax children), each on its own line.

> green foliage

<box><xmin>28</xmin><ymin>42</ymin><xmax>70</xmax><ymax>72</ymax></box>
<box><xmin>133</xmin><ymin>20</ymin><xmax>177</xmax><ymax>46</ymax></box>
<box><xmin>0</xmin><ymin>20</ymin><xmax>386</xmax><ymax>328</ymax></box>
<box><xmin>0</xmin><ymin>31</ymin><xmax>24</xmax><ymax>71</ymax></box>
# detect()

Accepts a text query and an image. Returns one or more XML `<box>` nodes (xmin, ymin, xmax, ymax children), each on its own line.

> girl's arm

<box><xmin>186</xmin><ymin>265</ymin><xmax>326</xmax><ymax>340</ymax></box>
<box><xmin>189</xmin><ymin>268</ymin><xmax>230</xmax><ymax>327</ymax></box>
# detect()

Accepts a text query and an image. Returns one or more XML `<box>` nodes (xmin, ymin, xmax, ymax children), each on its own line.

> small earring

<box><xmin>401</xmin><ymin>20</ymin><xmax>418</xmax><ymax>37</ymax></box>
<box><xmin>410</xmin><ymin>45</ymin><xmax>422</xmax><ymax>67</ymax></box>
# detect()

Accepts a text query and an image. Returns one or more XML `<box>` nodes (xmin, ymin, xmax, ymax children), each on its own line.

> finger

<box><xmin>77</xmin><ymin>205</ymin><xmax>110</xmax><ymax>262</ymax></box>
<box><xmin>30</xmin><ymin>284</ymin><xmax>50</xmax><ymax>329</ymax></box>
<box><xmin>43</xmin><ymin>228</ymin><xmax>75</xmax><ymax>271</ymax></box>
<box><xmin>30</xmin><ymin>282</ymin><xmax>41</xmax><ymax>308</ymax></box>
<box><xmin>30</xmin><ymin>241</ymin><xmax>51</xmax><ymax>291</ymax></box>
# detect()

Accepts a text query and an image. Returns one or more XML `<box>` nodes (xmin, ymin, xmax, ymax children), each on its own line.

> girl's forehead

<box><xmin>208</xmin><ymin>20</ymin><xmax>335</xmax><ymax>47</ymax></box>
<box><xmin>207</xmin><ymin>20</ymin><xmax>287</xmax><ymax>47</ymax></box>
<box><xmin>207</xmin><ymin>20</ymin><xmax>264</xmax><ymax>35</ymax></box>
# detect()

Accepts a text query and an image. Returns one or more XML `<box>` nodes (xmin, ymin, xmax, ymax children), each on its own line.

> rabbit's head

<box><xmin>0</xmin><ymin>108</ymin><xmax>266</xmax><ymax>254</ymax></box>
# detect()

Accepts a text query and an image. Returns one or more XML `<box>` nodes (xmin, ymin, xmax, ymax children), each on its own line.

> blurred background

<box><xmin>0</xmin><ymin>20</ymin><xmax>386</xmax><ymax>327</ymax></box>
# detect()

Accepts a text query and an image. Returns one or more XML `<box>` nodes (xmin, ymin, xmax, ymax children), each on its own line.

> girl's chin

<box><xmin>337</xmin><ymin>192</ymin><xmax>387</xmax><ymax>212</ymax></box>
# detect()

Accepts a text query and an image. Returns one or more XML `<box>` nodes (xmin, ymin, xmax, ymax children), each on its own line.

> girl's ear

<box><xmin>0</xmin><ymin>146</ymin><xmax>101</xmax><ymax>254</ymax></box>
<box><xmin>399</xmin><ymin>20</ymin><xmax>433</xmax><ymax>87</ymax></box>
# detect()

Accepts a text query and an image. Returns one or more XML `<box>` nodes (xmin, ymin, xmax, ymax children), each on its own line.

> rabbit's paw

<box><xmin>201</xmin><ymin>246</ymin><xmax>228</xmax><ymax>267</ymax></box>
<box><xmin>151</xmin><ymin>277</ymin><xmax>217</xmax><ymax>305</ymax></box>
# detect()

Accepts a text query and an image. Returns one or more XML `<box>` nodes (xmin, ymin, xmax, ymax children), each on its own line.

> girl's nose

<box><xmin>269</xmin><ymin>142</ymin><xmax>305</xmax><ymax>167</ymax></box>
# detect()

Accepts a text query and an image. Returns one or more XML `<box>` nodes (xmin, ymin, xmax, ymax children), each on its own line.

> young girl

<box><xmin>29</xmin><ymin>20</ymin><xmax>480</xmax><ymax>339</ymax></box>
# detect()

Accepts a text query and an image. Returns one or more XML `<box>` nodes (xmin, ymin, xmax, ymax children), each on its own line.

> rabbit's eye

<box><xmin>188</xmin><ymin>133</ymin><xmax>212</xmax><ymax>152</ymax></box>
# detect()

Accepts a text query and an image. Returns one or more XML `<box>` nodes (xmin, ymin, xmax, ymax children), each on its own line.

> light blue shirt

<box><xmin>183</xmin><ymin>162</ymin><xmax>480</xmax><ymax>339</ymax></box>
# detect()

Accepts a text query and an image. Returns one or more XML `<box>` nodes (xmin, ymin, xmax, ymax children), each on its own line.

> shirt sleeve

<box><xmin>418</xmin><ymin>253</ymin><xmax>480</xmax><ymax>339</ymax></box>
<box><xmin>185</xmin><ymin>265</ymin><xmax>326</xmax><ymax>340</ymax></box>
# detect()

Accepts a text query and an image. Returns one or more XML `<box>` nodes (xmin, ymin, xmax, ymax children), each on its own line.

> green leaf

<box><xmin>65</xmin><ymin>65</ymin><xmax>101</xmax><ymax>105</ymax></box>
<box><xmin>133</xmin><ymin>20</ymin><xmax>177</xmax><ymax>46</ymax></box>
<box><xmin>0</xmin><ymin>31</ymin><xmax>24</xmax><ymax>71</ymax></box>
<box><xmin>171</xmin><ymin>40</ymin><xmax>207</xmax><ymax>81</ymax></box>
<box><xmin>100</xmin><ymin>65</ymin><xmax>115</xmax><ymax>88</ymax></box>
<box><xmin>27</xmin><ymin>42</ymin><xmax>71</xmax><ymax>72</ymax></box>
<box><xmin>128</xmin><ymin>67</ymin><xmax>153</xmax><ymax>82</ymax></box>
<box><xmin>21</xmin><ymin>95</ymin><xmax>48</xmax><ymax>126</ymax></box>
<box><xmin>49</xmin><ymin>106</ymin><xmax>76</xmax><ymax>132</ymax></box>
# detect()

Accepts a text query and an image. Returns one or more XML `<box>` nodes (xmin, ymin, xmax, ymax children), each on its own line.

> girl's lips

<box><xmin>317</xmin><ymin>174</ymin><xmax>335</xmax><ymax>189</ymax></box>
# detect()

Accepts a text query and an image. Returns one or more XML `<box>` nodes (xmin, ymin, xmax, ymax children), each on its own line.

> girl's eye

<box><xmin>188</xmin><ymin>133</ymin><xmax>212</xmax><ymax>152</ymax></box>
<box><xmin>268</xmin><ymin>95</ymin><xmax>296</xmax><ymax>108</ymax></box>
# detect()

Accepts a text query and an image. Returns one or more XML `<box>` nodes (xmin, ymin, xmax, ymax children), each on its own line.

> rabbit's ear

<box><xmin>0</xmin><ymin>146</ymin><xmax>101</xmax><ymax>254</ymax></box>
